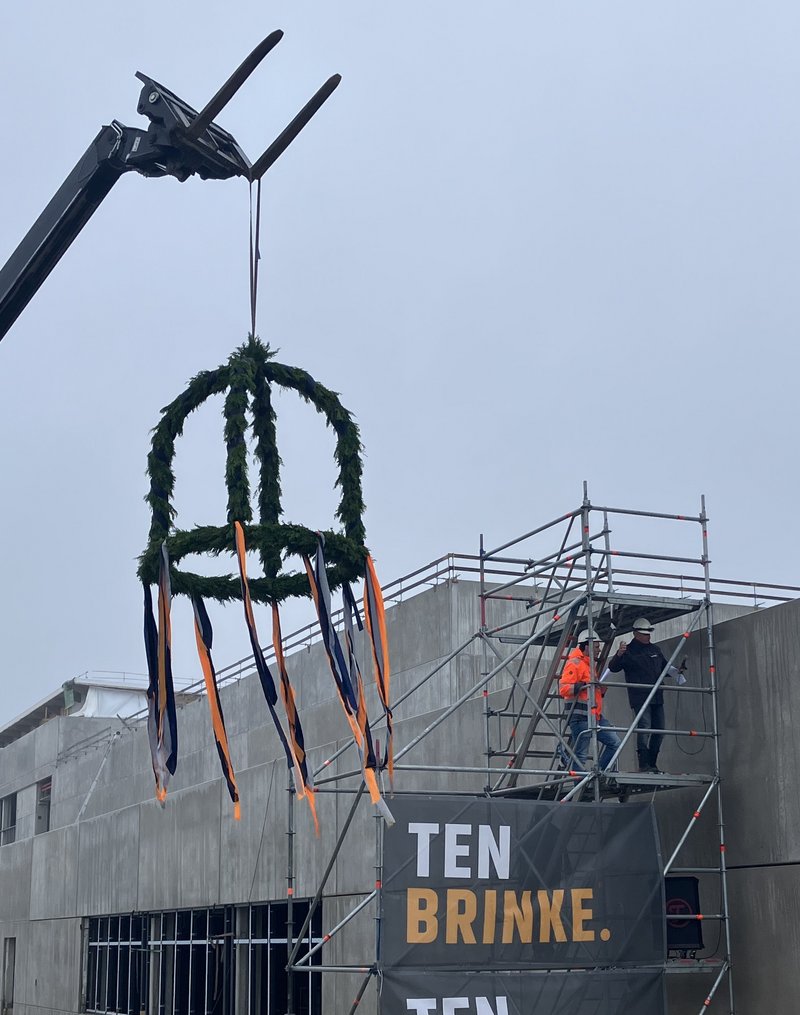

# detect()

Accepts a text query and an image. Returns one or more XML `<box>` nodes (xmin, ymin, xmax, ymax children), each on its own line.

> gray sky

<box><xmin>1</xmin><ymin>3</ymin><xmax>797</xmax><ymax>724</ymax></box>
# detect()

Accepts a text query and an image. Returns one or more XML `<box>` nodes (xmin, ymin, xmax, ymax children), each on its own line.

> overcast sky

<box><xmin>1</xmin><ymin>3</ymin><xmax>798</xmax><ymax>724</ymax></box>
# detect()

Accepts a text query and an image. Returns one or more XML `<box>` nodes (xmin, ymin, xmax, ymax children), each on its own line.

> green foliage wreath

<box><xmin>137</xmin><ymin>336</ymin><xmax>367</xmax><ymax>602</ymax></box>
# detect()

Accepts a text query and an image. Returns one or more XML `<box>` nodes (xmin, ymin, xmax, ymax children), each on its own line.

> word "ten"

<box><xmin>409</xmin><ymin>823</ymin><xmax>510</xmax><ymax>879</ymax></box>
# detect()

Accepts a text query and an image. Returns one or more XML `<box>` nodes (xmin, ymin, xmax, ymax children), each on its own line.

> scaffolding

<box><xmin>281</xmin><ymin>485</ymin><xmax>775</xmax><ymax>1015</ymax></box>
<box><xmin>47</xmin><ymin>486</ymin><xmax>800</xmax><ymax>1013</ymax></box>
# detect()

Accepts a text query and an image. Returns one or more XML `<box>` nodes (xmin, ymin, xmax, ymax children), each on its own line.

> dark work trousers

<box><xmin>633</xmin><ymin>701</ymin><xmax>665</xmax><ymax>768</ymax></box>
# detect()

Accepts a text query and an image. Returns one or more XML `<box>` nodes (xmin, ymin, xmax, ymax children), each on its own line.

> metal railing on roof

<box><xmin>53</xmin><ymin>548</ymin><xmax>798</xmax><ymax>764</ymax></box>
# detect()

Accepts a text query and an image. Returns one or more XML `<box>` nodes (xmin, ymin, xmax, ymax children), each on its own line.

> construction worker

<box><xmin>559</xmin><ymin>630</ymin><xmax>621</xmax><ymax>772</ymax></box>
<box><xmin>607</xmin><ymin>617</ymin><xmax>687</xmax><ymax>773</ymax></box>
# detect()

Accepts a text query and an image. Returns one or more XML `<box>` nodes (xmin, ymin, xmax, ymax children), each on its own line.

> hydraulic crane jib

<box><xmin>0</xmin><ymin>30</ymin><xmax>340</xmax><ymax>342</ymax></box>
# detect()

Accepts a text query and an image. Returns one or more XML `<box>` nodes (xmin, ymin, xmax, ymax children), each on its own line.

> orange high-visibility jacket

<box><xmin>559</xmin><ymin>647</ymin><xmax>604</xmax><ymax>716</ymax></box>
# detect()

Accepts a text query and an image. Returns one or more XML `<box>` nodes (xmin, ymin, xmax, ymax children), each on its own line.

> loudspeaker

<box><xmin>665</xmin><ymin>876</ymin><xmax>704</xmax><ymax>951</ymax></box>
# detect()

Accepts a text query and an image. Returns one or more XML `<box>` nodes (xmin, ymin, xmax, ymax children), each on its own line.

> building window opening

<box><xmin>1</xmin><ymin>938</ymin><xmax>15</xmax><ymax>1015</ymax></box>
<box><xmin>86</xmin><ymin>902</ymin><xmax>322</xmax><ymax>1015</ymax></box>
<box><xmin>35</xmin><ymin>778</ymin><xmax>52</xmax><ymax>835</ymax></box>
<box><xmin>251</xmin><ymin>900</ymin><xmax>322</xmax><ymax>1015</ymax></box>
<box><xmin>0</xmin><ymin>796</ymin><xmax>16</xmax><ymax>847</ymax></box>
<box><xmin>85</xmin><ymin>916</ymin><xmax>146</xmax><ymax>1014</ymax></box>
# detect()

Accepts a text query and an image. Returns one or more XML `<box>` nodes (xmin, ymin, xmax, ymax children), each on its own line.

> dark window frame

<box><xmin>85</xmin><ymin>901</ymin><xmax>322</xmax><ymax>1015</ymax></box>
<box><xmin>0</xmin><ymin>795</ymin><xmax>16</xmax><ymax>847</ymax></box>
<box><xmin>35</xmin><ymin>777</ymin><xmax>52</xmax><ymax>835</ymax></box>
<box><xmin>1</xmin><ymin>937</ymin><xmax>16</xmax><ymax>1015</ymax></box>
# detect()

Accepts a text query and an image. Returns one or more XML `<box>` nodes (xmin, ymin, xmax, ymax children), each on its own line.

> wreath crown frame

<box><xmin>138</xmin><ymin>336</ymin><xmax>367</xmax><ymax>602</ymax></box>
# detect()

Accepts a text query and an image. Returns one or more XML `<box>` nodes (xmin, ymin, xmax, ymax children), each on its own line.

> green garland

<box><xmin>138</xmin><ymin>336</ymin><xmax>367</xmax><ymax>602</ymax></box>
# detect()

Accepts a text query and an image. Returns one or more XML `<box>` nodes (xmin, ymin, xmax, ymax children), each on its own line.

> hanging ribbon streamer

<box><xmin>157</xmin><ymin>543</ymin><xmax>179</xmax><ymax>781</ymax></box>
<box><xmin>303</xmin><ymin>543</ymin><xmax>361</xmax><ymax>739</ymax></box>
<box><xmin>142</xmin><ymin>543</ymin><xmax>178</xmax><ymax>803</ymax></box>
<box><xmin>303</xmin><ymin>537</ymin><xmax>389</xmax><ymax>816</ymax></box>
<box><xmin>234</xmin><ymin>521</ymin><xmax>317</xmax><ymax>828</ymax></box>
<box><xmin>143</xmin><ymin>584</ymin><xmax>169</xmax><ymax>802</ymax></box>
<box><xmin>363</xmin><ymin>554</ymin><xmax>394</xmax><ymax>784</ymax></box>
<box><xmin>341</xmin><ymin>583</ymin><xmax>379</xmax><ymax>778</ymax></box>
<box><xmin>192</xmin><ymin>595</ymin><xmax>242</xmax><ymax>820</ymax></box>
<box><xmin>272</xmin><ymin>602</ymin><xmax>318</xmax><ymax>834</ymax></box>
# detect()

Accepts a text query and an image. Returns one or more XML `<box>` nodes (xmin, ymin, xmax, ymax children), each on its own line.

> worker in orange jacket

<box><xmin>559</xmin><ymin>629</ymin><xmax>621</xmax><ymax>772</ymax></box>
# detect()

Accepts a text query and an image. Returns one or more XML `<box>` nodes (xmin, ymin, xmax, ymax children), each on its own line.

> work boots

<box><xmin>647</xmin><ymin>749</ymin><xmax>663</xmax><ymax>775</ymax></box>
<box><xmin>638</xmin><ymin>752</ymin><xmax>663</xmax><ymax>775</ymax></box>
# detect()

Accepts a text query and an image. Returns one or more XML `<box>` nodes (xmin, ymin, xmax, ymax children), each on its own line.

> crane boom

<box><xmin>0</xmin><ymin>32</ymin><xmax>341</xmax><ymax>343</ymax></box>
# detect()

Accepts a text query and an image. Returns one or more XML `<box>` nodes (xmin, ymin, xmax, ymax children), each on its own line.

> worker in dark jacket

<box><xmin>607</xmin><ymin>617</ymin><xmax>686</xmax><ymax>773</ymax></box>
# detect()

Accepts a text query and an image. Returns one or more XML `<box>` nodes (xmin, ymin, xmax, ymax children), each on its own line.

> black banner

<box><xmin>381</xmin><ymin>796</ymin><xmax>664</xmax><ymax>970</ymax></box>
<box><xmin>381</xmin><ymin>968</ymin><xmax>665</xmax><ymax>1015</ymax></box>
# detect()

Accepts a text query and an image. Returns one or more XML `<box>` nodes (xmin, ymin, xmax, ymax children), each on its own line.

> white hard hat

<box><xmin>633</xmin><ymin>617</ymin><xmax>654</xmax><ymax>632</ymax></box>
<box><xmin>577</xmin><ymin>630</ymin><xmax>593</xmax><ymax>643</ymax></box>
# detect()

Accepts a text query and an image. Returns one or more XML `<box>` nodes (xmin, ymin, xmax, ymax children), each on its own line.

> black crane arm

<box><xmin>0</xmin><ymin>126</ymin><xmax>127</xmax><ymax>342</ymax></box>
<box><xmin>0</xmin><ymin>73</ymin><xmax>254</xmax><ymax>344</ymax></box>
<box><xmin>0</xmin><ymin>31</ymin><xmax>341</xmax><ymax>344</ymax></box>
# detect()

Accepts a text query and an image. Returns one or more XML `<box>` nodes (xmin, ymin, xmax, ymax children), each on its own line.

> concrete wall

<box><xmin>653</xmin><ymin>598</ymin><xmax>800</xmax><ymax>1013</ymax></box>
<box><xmin>0</xmin><ymin>581</ymin><xmax>797</xmax><ymax>1013</ymax></box>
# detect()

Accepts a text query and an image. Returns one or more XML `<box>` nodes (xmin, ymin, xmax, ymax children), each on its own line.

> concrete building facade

<box><xmin>0</xmin><ymin>578</ymin><xmax>798</xmax><ymax>1014</ymax></box>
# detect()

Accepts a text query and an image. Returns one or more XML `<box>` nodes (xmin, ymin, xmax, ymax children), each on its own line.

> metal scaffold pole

<box><xmin>286</xmin><ymin>774</ymin><xmax>296</xmax><ymax>1015</ymax></box>
<box><xmin>581</xmin><ymin>481</ymin><xmax>601</xmax><ymax>801</ymax></box>
<box><xmin>701</xmin><ymin>494</ymin><xmax>735</xmax><ymax>1015</ymax></box>
<box><xmin>374</xmin><ymin>787</ymin><xmax>383</xmax><ymax>1014</ymax></box>
<box><xmin>480</xmin><ymin>532</ymin><xmax>493</xmax><ymax>793</ymax></box>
